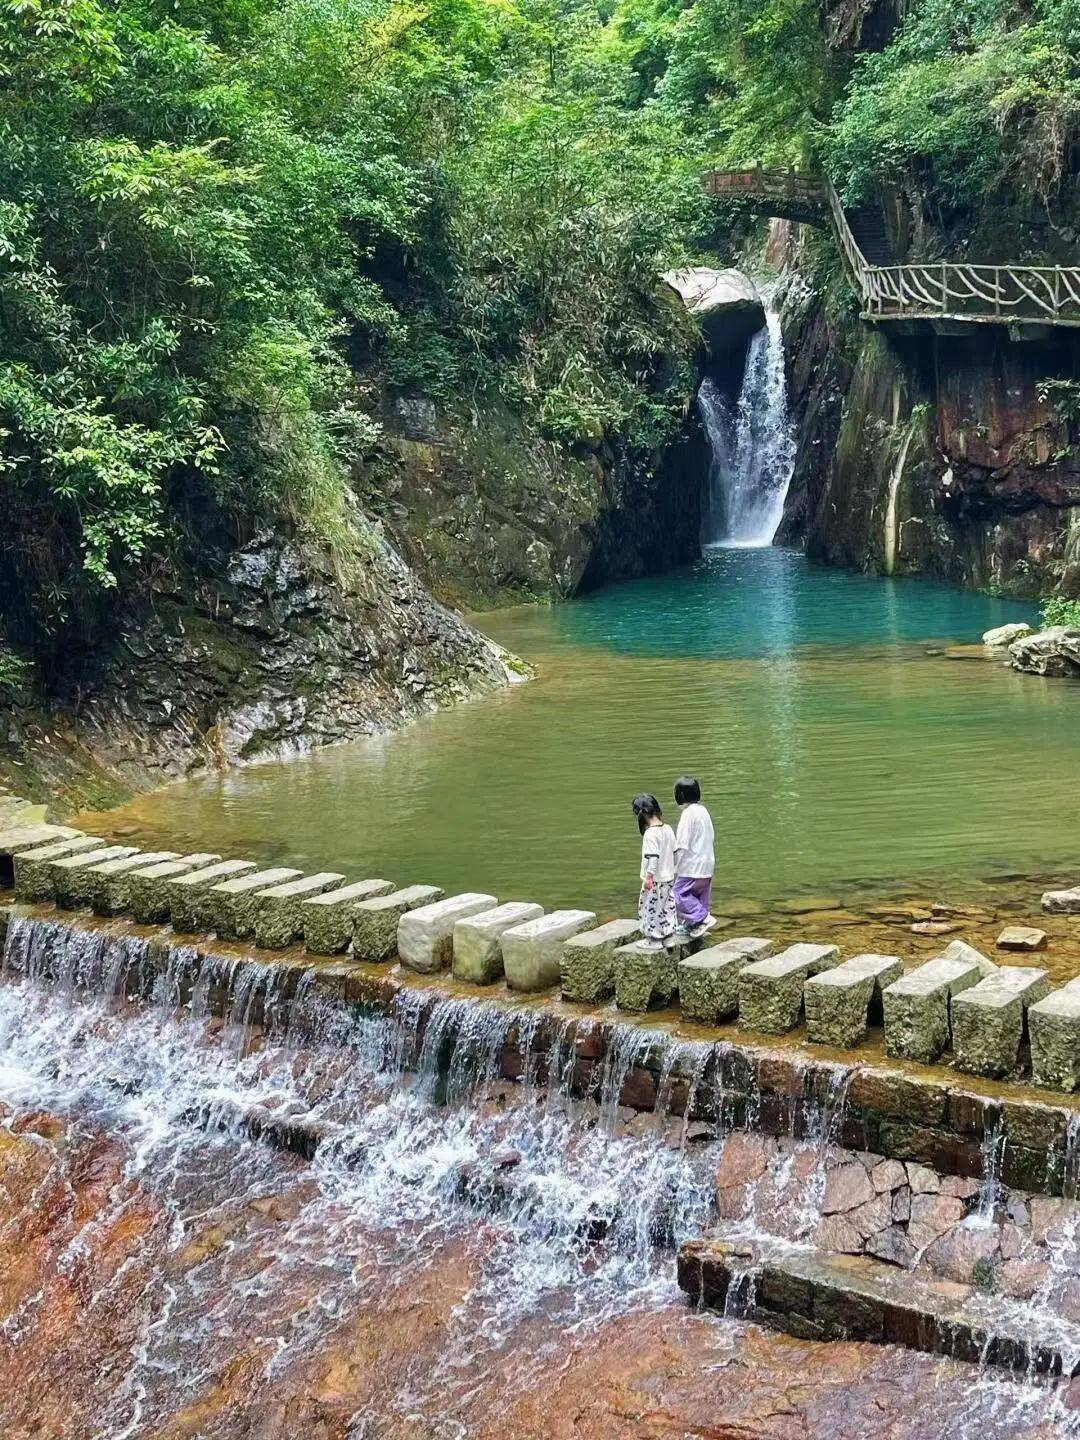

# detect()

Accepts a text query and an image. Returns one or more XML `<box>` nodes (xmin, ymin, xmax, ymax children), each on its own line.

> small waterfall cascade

<box><xmin>698</xmin><ymin>292</ymin><xmax>796</xmax><ymax>548</ymax></box>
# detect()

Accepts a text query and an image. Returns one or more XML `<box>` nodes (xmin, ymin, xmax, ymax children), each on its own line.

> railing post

<box><xmin>941</xmin><ymin>262</ymin><xmax>947</xmax><ymax>316</ymax></box>
<box><xmin>994</xmin><ymin>267</ymin><xmax>1000</xmax><ymax>319</ymax></box>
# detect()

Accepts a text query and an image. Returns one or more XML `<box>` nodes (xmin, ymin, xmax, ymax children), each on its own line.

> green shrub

<box><xmin>1041</xmin><ymin>596</ymin><xmax>1080</xmax><ymax>629</ymax></box>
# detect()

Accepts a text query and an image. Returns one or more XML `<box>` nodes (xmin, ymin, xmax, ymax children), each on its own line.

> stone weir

<box><xmin>7</xmin><ymin>901</ymin><xmax>1080</xmax><ymax>1384</ymax></box>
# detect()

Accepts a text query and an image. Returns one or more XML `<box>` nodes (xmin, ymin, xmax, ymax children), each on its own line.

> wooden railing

<box><xmin>705</xmin><ymin>168</ymin><xmax>1080</xmax><ymax>329</ymax></box>
<box><xmin>824</xmin><ymin>179</ymin><xmax>1080</xmax><ymax>328</ymax></box>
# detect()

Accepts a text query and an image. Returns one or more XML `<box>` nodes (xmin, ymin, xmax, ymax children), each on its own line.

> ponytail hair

<box><xmin>632</xmin><ymin>792</ymin><xmax>663</xmax><ymax>836</ymax></box>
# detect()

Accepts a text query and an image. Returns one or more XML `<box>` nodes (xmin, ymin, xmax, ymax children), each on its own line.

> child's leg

<box><xmin>639</xmin><ymin>883</ymin><xmax>659</xmax><ymax>940</ymax></box>
<box><xmin>677</xmin><ymin>878</ymin><xmax>709</xmax><ymax>928</ymax></box>
<box><xmin>656</xmin><ymin>880</ymin><xmax>678</xmax><ymax>940</ymax></box>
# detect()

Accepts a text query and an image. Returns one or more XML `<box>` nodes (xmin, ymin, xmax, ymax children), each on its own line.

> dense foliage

<box><xmin>2</xmin><ymin>0</ymin><xmax>1075</xmax><ymax>666</ymax></box>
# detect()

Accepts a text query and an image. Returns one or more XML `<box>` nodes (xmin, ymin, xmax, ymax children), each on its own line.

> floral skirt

<box><xmin>638</xmin><ymin>879</ymin><xmax>677</xmax><ymax>941</ymax></box>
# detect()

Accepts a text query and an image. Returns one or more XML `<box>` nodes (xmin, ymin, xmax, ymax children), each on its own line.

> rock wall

<box><xmin>776</xmin><ymin>229</ymin><xmax>1080</xmax><ymax>596</ymax></box>
<box><xmin>368</xmin><ymin>387</ymin><xmax>709</xmax><ymax>611</ymax></box>
<box><xmin>0</xmin><ymin>524</ymin><xmax>512</xmax><ymax>814</ymax></box>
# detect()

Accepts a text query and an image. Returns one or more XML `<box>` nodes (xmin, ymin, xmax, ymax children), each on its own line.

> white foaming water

<box><xmin>698</xmin><ymin>296</ymin><xmax>796</xmax><ymax>549</ymax></box>
<box><xmin>2</xmin><ymin>915</ymin><xmax>1078</xmax><ymax>1436</ymax></box>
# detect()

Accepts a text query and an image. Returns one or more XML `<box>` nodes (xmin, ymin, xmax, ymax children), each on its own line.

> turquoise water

<box><xmin>99</xmin><ymin>550</ymin><xmax>1072</xmax><ymax>916</ymax></box>
<box><xmin>545</xmin><ymin>547</ymin><xmax>1036</xmax><ymax>659</ymax></box>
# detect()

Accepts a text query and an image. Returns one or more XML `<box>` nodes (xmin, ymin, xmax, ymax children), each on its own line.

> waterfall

<box><xmin>698</xmin><ymin>300</ymin><xmax>795</xmax><ymax>548</ymax></box>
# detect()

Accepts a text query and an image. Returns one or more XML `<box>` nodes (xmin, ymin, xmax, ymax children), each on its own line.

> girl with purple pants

<box><xmin>673</xmin><ymin>776</ymin><xmax>716</xmax><ymax>940</ymax></box>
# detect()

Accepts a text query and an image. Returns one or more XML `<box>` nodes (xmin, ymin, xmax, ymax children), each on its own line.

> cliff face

<box><xmin>776</xmin><ymin>232</ymin><xmax>1080</xmax><ymax>596</ymax></box>
<box><xmin>0</xmin><ymin>523</ymin><xmax>513</xmax><ymax>813</ymax></box>
<box><xmin>362</xmin><ymin>395</ymin><xmax>706</xmax><ymax>610</ymax></box>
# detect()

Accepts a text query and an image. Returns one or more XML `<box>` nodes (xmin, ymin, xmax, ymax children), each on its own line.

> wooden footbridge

<box><xmin>704</xmin><ymin>167</ymin><xmax>1080</xmax><ymax>329</ymax></box>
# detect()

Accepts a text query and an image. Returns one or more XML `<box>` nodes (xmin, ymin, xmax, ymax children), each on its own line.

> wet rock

<box><xmin>996</xmin><ymin>925</ymin><xmax>1048</xmax><ymax>952</ymax></box>
<box><xmin>906</xmin><ymin>1163</ymin><xmax>941</xmax><ymax>1196</ymax></box>
<box><xmin>921</xmin><ymin>1221</ymin><xmax>1001</xmax><ymax>1285</ymax></box>
<box><xmin>1009</xmin><ymin>626</ymin><xmax>1080</xmax><ymax>676</ymax></box>
<box><xmin>910</xmin><ymin>921</ymin><xmax>961</xmax><ymax>937</ymax></box>
<box><xmin>1042</xmin><ymin>887</ymin><xmax>1080</xmax><ymax>915</ymax></box>
<box><xmin>813</xmin><ymin>1213</ymin><xmax>862</xmax><ymax>1253</ymax></box>
<box><xmin>822</xmin><ymin>1162</ymin><xmax>874</xmax><ymax>1215</ymax></box>
<box><xmin>871</xmin><ymin>1159</ymin><xmax>907</xmax><ymax>1194</ymax></box>
<box><xmin>714</xmin><ymin>1132</ymin><xmax>769</xmax><ymax>1193</ymax></box>
<box><xmin>907</xmin><ymin>1193</ymin><xmax>967</xmax><ymax>1250</ymax></box>
<box><xmin>1001</xmin><ymin>1256</ymin><xmax>1049</xmax><ymax>1299</ymax></box>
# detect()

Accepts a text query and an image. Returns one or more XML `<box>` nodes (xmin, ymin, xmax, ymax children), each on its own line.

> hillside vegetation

<box><xmin>2</xmin><ymin>0</ymin><xmax>1077</xmax><ymax>682</ymax></box>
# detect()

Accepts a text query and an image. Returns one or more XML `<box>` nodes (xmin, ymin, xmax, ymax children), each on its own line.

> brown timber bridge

<box><xmin>704</xmin><ymin>167</ymin><xmax>1080</xmax><ymax>329</ymax></box>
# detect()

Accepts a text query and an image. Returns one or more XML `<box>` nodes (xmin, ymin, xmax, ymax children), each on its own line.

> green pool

<box><xmin>98</xmin><ymin>548</ymin><xmax>1070</xmax><ymax>915</ymax></box>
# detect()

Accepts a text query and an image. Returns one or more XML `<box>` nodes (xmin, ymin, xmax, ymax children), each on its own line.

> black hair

<box><xmin>674</xmin><ymin>775</ymin><xmax>701</xmax><ymax>805</ymax></box>
<box><xmin>632</xmin><ymin>792</ymin><xmax>663</xmax><ymax>836</ymax></box>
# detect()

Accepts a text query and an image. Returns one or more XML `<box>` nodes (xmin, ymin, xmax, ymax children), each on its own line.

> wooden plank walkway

<box><xmin>703</xmin><ymin>167</ymin><xmax>1080</xmax><ymax>329</ymax></box>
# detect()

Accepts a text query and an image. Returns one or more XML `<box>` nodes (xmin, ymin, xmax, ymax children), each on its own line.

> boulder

<box><xmin>1008</xmin><ymin>627</ymin><xmax>1080</xmax><ymax>677</ymax></box>
<box><xmin>661</xmin><ymin>267</ymin><xmax>765</xmax><ymax>353</ymax></box>
<box><xmin>982</xmin><ymin>622</ymin><xmax>1032</xmax><ymax>648</ymax></box>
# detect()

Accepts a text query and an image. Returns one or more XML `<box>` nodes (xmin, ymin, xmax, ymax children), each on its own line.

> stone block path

<box><xmin>7</xmin><ymin>821</ymin><xmax>1080</xmax><ymax>1094</ymax></box>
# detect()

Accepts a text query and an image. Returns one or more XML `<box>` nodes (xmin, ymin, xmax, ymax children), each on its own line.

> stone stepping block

<box><xmin>1042</xmin><ymin>887</ymin><xmax>1080</xmax><ymax>915</ymax></box>
<box><xmin>804</xmin><ymin>953</ymin><xmax>903</xmax><ymax>1048</ymax></box>
<box><xmin>559</xmin><ymin>918</ymin><xmax>641</xmax><ymax>1002</ymax></box>
<box><xmin>398</xmin><ymin>893</ymin><xmax>499</xmax><ymax>975</ymax></box>
<box><xmin>301</xmin><ymin>879</ymin><xmax>395</xmax><ymax>955</ymax></box>
<box><xmin>997</xmin><ymin>925</ymin><xmax>1048</xmax><ymax>952</ymax></box>
<box><xmin>85</xmin><ymin>850</ymin><xmax>181</xmax><ymax>915</ymax></box>
<box><xmin>351</xmin><ymin>885</ymin><xmax>445</xmax><ymax>963</ymax></box>
<box><xmin>937</xmin><ymin>938</ymin><xmax>996</xmax><ymax>977</ymax></box>
<box><xmin>737</xmin><ymin>943</ymin><xmax>840</xmax><ymax>1034</ymax></box>
<box><xmin>13</xmin><ymin>836</ymin><xmax>106</xmax><ymax>901</ymax></box>
<box><xmin>454</xmin><ymin>902</ymin><xmax>545</xmax><ymax>985</ymax></box>
<box><xmin>1030</xmin><ymin>978</ymin><xmax>1080</xmax><ymax>1091</ymax></box>
<box><xmin>882</xmin><ymin>954</ymin><xmax>987</xmax><ymax>1063</ymax></box>
<box><xmin>0</xmin><ymin>824</ymin><xmax>81</xmax><ymax>862</ymax></box>
<box><xmin>252</xmin><ymin>873</ymin><xmax>346</xmax><ymax>949</ymax></box>
<box><xmin>126</xmin><ymin>855</ymin><xmax>223</xmax><ymax>924</ymax></box>
<box><xmin>502</xmin><ymin>910</ymin><xmax>597</xmax><ymax>992</ymax></box>
<box><xmin>203</xmin><ymin>868</ymin><xmax>305</xmax><ymax>940</ymax></box>
<box><xmin>677</xmin><ymin>937</ymin><xmax>774</xmax><ymax>1024</ymax></box>
<box><xmin>614</xmin><ymin>940</ymin><xmax>679</xmax><ymax>1012</ymax></box>
<box><xmin>951</xmin><ymin>966</ymin><xmax>1051</xmax><ymax>1078</ymax></box>
<box><xmin>168</xmin><ymin>860</ymin><xmax>259</xmax><ymax>933</ymax></box>
<box><xmin>52</xmin><ymin>847</ymin><xmax>143</xmax><ymax>909</ymax></box>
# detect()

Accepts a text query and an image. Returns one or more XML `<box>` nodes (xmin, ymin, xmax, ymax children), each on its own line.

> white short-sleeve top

<box><xmin>641</xmin><ymin>822</ymin><xmax>677</xmax><ymax>883</ymax></box>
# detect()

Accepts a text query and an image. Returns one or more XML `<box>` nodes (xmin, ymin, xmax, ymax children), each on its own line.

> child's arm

<box><xmin>642</xmin><ymin>830</ymin><xmax>660</xmax><ymax>889</ymax></box>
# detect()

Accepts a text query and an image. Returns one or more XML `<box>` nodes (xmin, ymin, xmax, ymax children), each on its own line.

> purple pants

<box><xmin>674</xmin><ymin>876</ymin><xmax>712</xmax><ymax>927</ymax></box>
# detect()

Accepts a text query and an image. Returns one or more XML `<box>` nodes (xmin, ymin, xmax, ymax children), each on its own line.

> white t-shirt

<box><xmin>640</xmin><ymin>823</ymin><xmax>677</xmax><ymax>884</ymax></box>
<box><xmin>675</xmin><ymin>803</ymin><xmax>715</xmax><ymax>878</ymax></box>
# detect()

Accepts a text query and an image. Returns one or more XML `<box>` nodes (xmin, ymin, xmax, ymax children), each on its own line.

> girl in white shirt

<box><xmin>673</xmin><ymin>775</ymin><xmax>716</xmax><ymax>940</ymax></box>
<box><xmin>632</xmin><ymin>793</ymin><xmax>678</xmax><ymax>950</ymax></box>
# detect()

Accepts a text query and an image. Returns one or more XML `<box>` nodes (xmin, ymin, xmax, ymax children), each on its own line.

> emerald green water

<box><xmin>100</xmin><ymin>549</ymin><xmax>1072</xmax><ymax>915</ymax></box>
